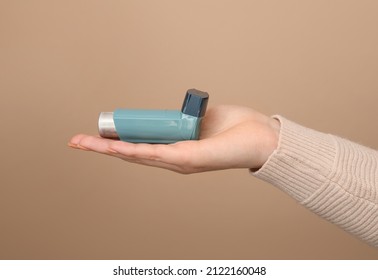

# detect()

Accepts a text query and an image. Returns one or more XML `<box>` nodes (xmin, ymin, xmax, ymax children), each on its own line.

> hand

<box><xmin>68</xmin><ymin>105</ymin><xmax>280</xmax><ymax>174</ymax></box>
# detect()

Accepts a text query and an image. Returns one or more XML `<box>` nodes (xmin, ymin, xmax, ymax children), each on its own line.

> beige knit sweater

<box><xmin>253</xmin><ymin>116</ymin><xmax>378</xmax><ymax>247</ymax></box>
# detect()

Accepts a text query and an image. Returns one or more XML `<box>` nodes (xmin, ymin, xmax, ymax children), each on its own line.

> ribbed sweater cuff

<box><xmin>252</xmin><ymin>116</ymin><xmax>378</xmax><ymax>246</ymax></box>
<box><xmin>252</xmin><ymin>116</ymin><xmax>336</xmax><ymax>202</ymax></box>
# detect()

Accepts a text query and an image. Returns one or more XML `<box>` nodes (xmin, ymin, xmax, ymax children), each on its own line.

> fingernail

<box><xmin>68</xmin><ymin>143</ymin><xmax>78</xmax><ymax>148</ymax></box>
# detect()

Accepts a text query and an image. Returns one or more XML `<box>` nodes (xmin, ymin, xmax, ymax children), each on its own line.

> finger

<box><xmin>69</xmin><ymin>134</ymin><xmax>117</xmax><ymax>153</ymax></box>
<box><xmin>69</xmin><ymin>134</ymin><xmax>87</xmax><ymax>145</ymax></box>
<box><xmin>109</xmin><ymin>140</ymin><xmax>200</xmax><ymax>166</ymax></box>
<box><xmin>69</xmin><ymin>134</ymin><xmax>204</xmax><ymax>173</ymax></box>
<box><xmin>69</xmin><ymin>134</ymin><xmax>181</xmax><ymax>162</ymax></box>
<box><xmin>115</xmin><ymin>155</ymin><xmax>188</xmax><ymax>173</ymax></box>
<box><xmin>109</xmin><ymin>141</ymin><xmax>165</xmax><ymax>160</ymax></box>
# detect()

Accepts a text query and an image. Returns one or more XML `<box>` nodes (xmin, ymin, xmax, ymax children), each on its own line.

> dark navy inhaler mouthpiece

<box><xmin>181</xmin><ymin>89</ymin><xmax>209</xmax><ymax>117</ymax></box>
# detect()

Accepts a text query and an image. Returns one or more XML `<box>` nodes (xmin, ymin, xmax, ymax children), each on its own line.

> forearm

<box><xmin>252</xmin><ymin>116</ymin><xmax>378</xmax><ymax>247</ymax></box>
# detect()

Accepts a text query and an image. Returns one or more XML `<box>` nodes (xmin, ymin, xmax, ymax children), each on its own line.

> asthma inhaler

<box><xmin>98</xmin><ymin>89</ymin><xmax>209</xmax><ymax>143</ymax></box>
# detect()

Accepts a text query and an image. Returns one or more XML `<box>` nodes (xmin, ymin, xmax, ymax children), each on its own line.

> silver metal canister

<box><xmin>98</xmin><ymin>112</ymin><xmax>119</xmax><ymax>139</ymax></box>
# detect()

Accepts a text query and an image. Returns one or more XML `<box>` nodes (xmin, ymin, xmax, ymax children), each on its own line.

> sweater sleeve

<box><xmin>252</xmin><ymin>116</ymin><xmax>378</xmax><ymax>247</ymax></box>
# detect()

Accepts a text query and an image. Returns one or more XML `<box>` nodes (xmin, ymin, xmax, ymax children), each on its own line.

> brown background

<box><xmin>1</xmin><ymin>0</ymin><xmax>377</xmax><ymax>259</ymax></box>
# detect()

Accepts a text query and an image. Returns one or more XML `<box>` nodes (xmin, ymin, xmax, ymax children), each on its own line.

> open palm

<box><xmin>69</xmin><ymin>105</ymin><xmax>280</xmax><ymax>173</ymax></box>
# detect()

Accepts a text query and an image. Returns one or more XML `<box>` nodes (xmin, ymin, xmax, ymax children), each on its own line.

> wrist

<box><xmin>255</xmin><ymin>117</ymin><xmax>281</xmax><ymax>170</ymax></box>
<box><xmin>270</xmin><ymin>118</ymin><xmax>281</xmax><ymax>148</ymax></box>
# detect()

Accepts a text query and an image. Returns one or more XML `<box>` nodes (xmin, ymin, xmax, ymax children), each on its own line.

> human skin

<box><xmin>68</xmin><ymin>105</ymin><xmax>281</xmax><ymax>173</ymax></box>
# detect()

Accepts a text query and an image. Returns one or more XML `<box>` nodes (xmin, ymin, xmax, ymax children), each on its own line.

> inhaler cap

<box><xmin>181</xmin><ymin>89</ymin><xmax>209</xmax><ymax>118</ymax></box>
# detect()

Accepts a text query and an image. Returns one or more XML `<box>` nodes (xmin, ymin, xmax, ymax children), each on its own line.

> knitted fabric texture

<box><xmin>253</xmin><ymin>116</ymin><xmax>378</xmax><ymax>247</ymax></box>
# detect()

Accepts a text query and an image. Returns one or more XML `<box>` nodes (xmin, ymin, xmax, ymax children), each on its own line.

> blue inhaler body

<box><xmin>98</xmin><ymin>89</ymin><xmax>209</xmax><ymax>143</ymax></box>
